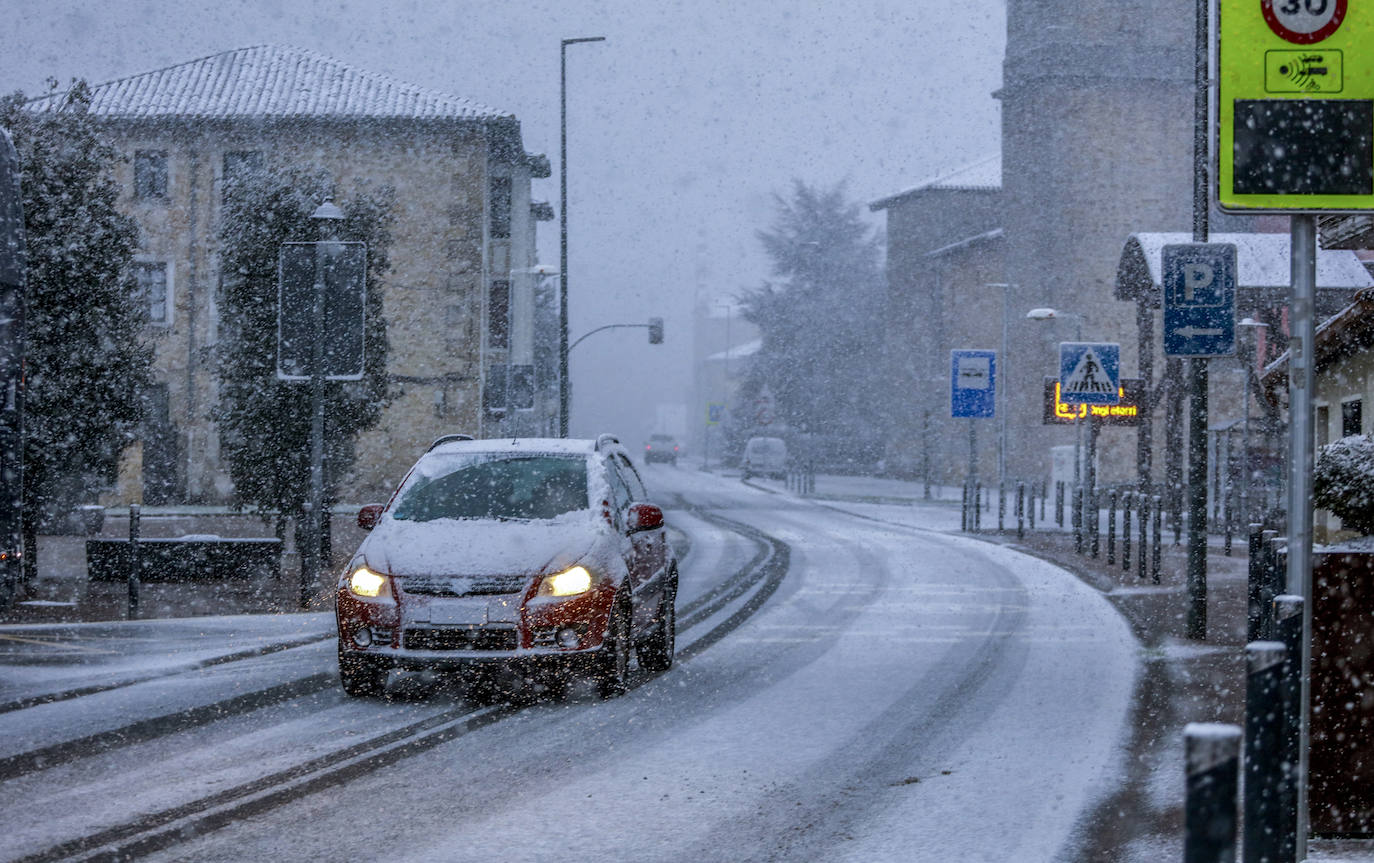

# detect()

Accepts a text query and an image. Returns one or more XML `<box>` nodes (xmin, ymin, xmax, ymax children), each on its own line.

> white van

<box><xmin>742</xmin><ymin>436</ymin><xmax>788</xmax><ymax>480</ymax></box>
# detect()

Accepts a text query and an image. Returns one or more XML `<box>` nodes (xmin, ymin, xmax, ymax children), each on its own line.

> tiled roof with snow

<box><xmin>26</xmin><ymin>45</ymin><xmax>513</xmax><ymax>123</ymax></box>
<box><xmin>870</xmin><ymin>154</ymin><xmax>1002</xmax><ymax>210</ymax></box>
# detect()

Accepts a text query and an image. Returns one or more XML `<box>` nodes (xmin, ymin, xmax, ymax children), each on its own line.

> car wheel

<box><xmin>636</xmin><ymin>578</ymin><xmax>676</xmax><ymax>674</ymax></box>
<box><xmin>339</xmin><ymin>650</ymin><xmax>388</xmax><ymax>698</ymax></box>
<box><xmin>594</xmin><ymin>597</ymin><xmax>631</xmax><ymax>699</ymax></box>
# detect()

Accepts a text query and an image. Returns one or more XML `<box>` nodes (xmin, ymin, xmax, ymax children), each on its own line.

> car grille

<box><xmin>400</xmin><ymin>573</ymin><xmax>528</xmax><ymax>597</ymax></box>
<box><xmin>403</xmin><ymin>626</ymin><xmax>518</xmax><ymax>651</ymax></box>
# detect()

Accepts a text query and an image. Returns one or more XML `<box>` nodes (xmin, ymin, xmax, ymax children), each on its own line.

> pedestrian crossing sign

<box><xmin>1058</xmin><ymin>342</ymin><xmax>1120</xmax><ymax>406</ymax></box>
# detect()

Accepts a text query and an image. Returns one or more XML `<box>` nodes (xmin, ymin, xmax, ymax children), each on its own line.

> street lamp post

<box><xmin>1027</xmin><ymin>307</ymin><xmax>1089</xmax><ymax>542</ymax></box>
<box><xmin>1237</xmin><ymin>317</ymin><xmax>1270</xmax><ymax>526</ymax></box>
<box><xmin>559</xmin><ymin>35</ymin><xmax>606</xmax><ymax>438</ymax></box>
<box><xmin>303</xmin><ymin>199</ymin><xmax>344</xmax><ymax>608</ymax></box>
<box><xmin>987</xmin><ymin>283</ymin><xmax>1016</xmax><ymax>489</ymax></box>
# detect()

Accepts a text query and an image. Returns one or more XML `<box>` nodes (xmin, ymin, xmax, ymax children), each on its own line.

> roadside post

<box><xmin>1163</xmin><ymin>242</ymin><xmax>1238</xmax><ymax>641</ymax></box>
<box><xmin>1139</xmin><ymin>493</ymin><xmax>1149</xmax><ymax>581</ymax></box>
<box><xmin>1185</xmin><ymin>723</ymin><xmax>1242</xmax><ymax>863</ymax></box>
<box><xmin>1275</xmin><ymin>594</ymin><xmax>1306</xmax><ymax>860</ymax></box>
<box><xmin>1058</xmin><ymin>342</ymin><xmax>1120</xmax><ymax>559</ymax></box>
<box><xmin>278</xmin><ymin>200</ymin><xmax>366</xmax><ymax>609</ymax></box>
<box><xmin>0</xmin><ymin>128</ymin><xmax>23</xmax><ymax>613</ymax></box>
<box><xmin>951</xmin><ymin>349</ymin><xmax>996</xmax><ymax>532</ymax></box>
<box><xmin>1218</xmin><ymin>0</ymin><xmax>1374</xmax><ymax>849</ymax></box>
<box><xmin>1122</xmin><ymin>491</ymin><xmax>1133</xmax><ymax>573</ymax></box>
<box><xmin>127</xmin><ymin>503</ymin><xmax>140</xmax><ymax>619</ymax></box>
<box><xmin>1244</xmin><ymin>641</ymin><xmax>1288</xmax><ymax>863</ymax></box>
<box><xmin>1152</xmin><ymin>495</ymin><xmax>1163</xmax><ymax>583</ymax></box>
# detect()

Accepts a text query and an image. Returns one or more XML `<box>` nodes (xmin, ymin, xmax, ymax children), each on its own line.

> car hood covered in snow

<box><xmin>355</xmin><ymin>511</ymin><xmax>602</xmax><ymax>578</ymax></box>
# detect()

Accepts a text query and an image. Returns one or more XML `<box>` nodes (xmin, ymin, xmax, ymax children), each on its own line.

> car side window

<box><xmin>602</xmin><ymin>458</ymin><xmax>634</xmax><ymax>525</ymax></box>
<box><xmin>615</xmin><ymin>453</ymin><xmax>647</xmax><ymax>500</ymax></box>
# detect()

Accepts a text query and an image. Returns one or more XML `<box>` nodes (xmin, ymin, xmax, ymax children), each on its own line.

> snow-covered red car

<box><xmin>335</xmin><ymin>434</ymin><xmax>677</xmax><ymax>700</ymax></box>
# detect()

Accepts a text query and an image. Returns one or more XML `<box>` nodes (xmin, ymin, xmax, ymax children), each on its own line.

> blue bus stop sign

<box><xmin>951</xmin><ymin>349</ymin><xmax>996</xmax><ymax>418</ymax></box>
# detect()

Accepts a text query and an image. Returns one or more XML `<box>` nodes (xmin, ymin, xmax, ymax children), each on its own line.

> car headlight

<box><xmin>538</xmin><ymin>565</ymin><xmax>593</xmax><ymax>597</ymax></box>
<box><xmin>348</xmin><ymin>567</ymin><xmax>390</xmax><ymax>598</ymax></box>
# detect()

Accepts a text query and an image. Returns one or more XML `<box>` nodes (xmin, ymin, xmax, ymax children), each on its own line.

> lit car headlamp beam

<box><xmin>349</xmin><ymin>567</ymin><xmax>390</xmax><ymax>598</ymax></box>
<box><xmin>538</xmin><ymin>565</ymin><xmax>593</xmax><ymax>597</ymax></box>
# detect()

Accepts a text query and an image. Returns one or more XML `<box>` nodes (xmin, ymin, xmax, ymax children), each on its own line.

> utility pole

<box><xmin>1185</xmin><ymin>0</ymin><xmax>1210</xmax><ymax>641</ymax></box>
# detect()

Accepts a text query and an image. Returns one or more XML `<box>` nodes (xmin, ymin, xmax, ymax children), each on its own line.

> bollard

<box><xmin>1122</xmin><ymin>492</ymin><xmax>1133</xmax><ymax>573</ymax></box>
<box><xmin>1029</xmin><ymin>481</ymin><xmax>1037</xmax><ymax>530</ymax></box>
<box><xmin>1016</xmin><ymin>482</ymin><xmax>1025</xmax><ymax>539</ymax></box>
<box><xmin>961</xmin><ymin>482</ymin><xmax>969</xmax><ymax>532</ymax></box>
<box><xmin>1231</xmin><ymin>480</ymin><xmax>1242</xmax><ymax>555</ymax></box>
<box><xmin>1152</xmin><ymin>494</ymin><xmax>1163</xmax><ymax>584</ymax></box>
<box><xmin>1245</xmin><ymin>641</ymin><xmax>1289</xmax><ymax>863</ymax></box>
<box><xmin>1073</xmin><ymin>485</ymin><xmax>1084</xmax><ymax>554</ymax></box>
<box><xmin>127</xmin><ymin>503</ymin><xmax>141</xmax><ymax>620</ymax></box>
<box><xmin>1089</xmin><ymin>486</ymin><xmax>1100</xmax><ymax>559</ymax></box>
<box><xmin>1107</xmin><ymin>490</ymin><xmax>1117</xmax><ymax>565</ymax></box>
<box><xmin>1185</xmin><ymin>723</ymin><xmax>1242</xmax><ymax>863</ymax></box>
<box><xmin>1139</xmin><ymin>493</ymin><xmax>1150</xmax><ymax>581</ymax></box>
<box><xmin>1247</xmin><ymin>524</ymin><xmax>1265</xmax><ymax>643</ymax></box>
<box><xmin>974</xmin><ymin>483</ymin><xmax>983</xmax><ymax>531</ymax></box>
<box><xmin>998</xmin><ymin>481</ymin><xmax>1006</xmax><ymax>534</ymax></box>
<box><xmin>1055</xmin><ymin>481</ymin><xmax>1065</xmax><ymax>527</ymax></box>
<box><xmin>1273</xmin><ymin>595</ymin><xmax>1304</xmax><ymax>863</ymax></box>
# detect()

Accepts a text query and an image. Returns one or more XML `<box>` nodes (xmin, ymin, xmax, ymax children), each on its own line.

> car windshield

<box><xmin>391</xmin><ymin>454</ymin><xmax>588</xmax><ymax>522</ymax></box>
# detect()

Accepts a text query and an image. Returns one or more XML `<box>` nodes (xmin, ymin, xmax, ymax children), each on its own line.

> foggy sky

<box><xmin>0</xmin><ymin>0</ymin><xmax>1005</xmax><ymax>442</ymax></box>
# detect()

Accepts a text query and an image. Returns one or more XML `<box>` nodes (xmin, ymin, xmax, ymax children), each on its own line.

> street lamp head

<box><xmin>1026</xmin><ymin>307</ymin><xmax>1059</xmax><ymax>320</ymax></box>
<box><xmin>1238</xmin><ymin>317</ymin><xmax>1270</xmax><ymax>329</ymax></box>
<box><xmin>311</xmin><ymin>198</ymin><xmax>345</xmax><ymax>223</ymax></box>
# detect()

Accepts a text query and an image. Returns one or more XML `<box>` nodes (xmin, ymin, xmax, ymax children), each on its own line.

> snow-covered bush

<box><xmin>1314</xmin><ymin>434</ymin><xmax>1374</xmax><ymax>536</ymax></box>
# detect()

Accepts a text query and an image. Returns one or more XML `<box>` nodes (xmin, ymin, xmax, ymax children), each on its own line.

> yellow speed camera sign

<box><xmin>1219</xmin><ymin>0</ymin><xmax>1374</xmax><ymax>212</ymax></box>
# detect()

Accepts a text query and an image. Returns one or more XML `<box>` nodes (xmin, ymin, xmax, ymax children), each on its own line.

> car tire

<box><xmin>339</xmin><ymin>650</ymin><xmax>388</xmax><ymax>698</ymax></box>
<box><xmin>594</xmin><ymin>597</ymin><xmax>631</xmax><ymax>699</ymax></box>
<box><xmin>636</xmin><ymin>578</ymin><xmax>676</xmax><ymax>674</ymax></box>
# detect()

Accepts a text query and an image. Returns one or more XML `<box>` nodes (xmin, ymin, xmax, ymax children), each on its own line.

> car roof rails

<box><xmin>427</xmin><ymin>433</ymin><xmax>475</xmax><ymax>452</ymax></box>
<box><xmin>594</xmin><ymin>433</ymin><xmax>621</xmax><ymax>453</ymax></box>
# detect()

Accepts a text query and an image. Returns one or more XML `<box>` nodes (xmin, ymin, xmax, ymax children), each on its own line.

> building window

<box><xmin>488</xmin><ymin>280</ymin><xmax>510</xmax><ymax>349</ymax></box>
<box><xmin>134</xmin><ymin>150</ymin><xmax>168</xmax><ymax>200</ymax></box>
<box><xmin>489</xmin><ymin>176</ymin><xmax>511</xmax><ymax>239</ymax></box>
<box><xmin>484</xmin><ymin>364</ymin><xmax>507</xmax><ymax>414</ymax></box>
<box><xmin>1318</xmin><ymin>405</ymin><xmax>1330</xmax><ymax>449</ymax></box>
<box><xmin>1343</xmin><ymin>399</ymin><xmax>1363</xmax><ymax>438</ymax></box>
<box><xmin>133</xmin><ymin>262</ymin><xmax>170</xmax><ymax>324</ymax></box>
<box><xmin>222</xmin><ymin>151</ymin><xmax>264</xmax><ymax>199</ymax></box>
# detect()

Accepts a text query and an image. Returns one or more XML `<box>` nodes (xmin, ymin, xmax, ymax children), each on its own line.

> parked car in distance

<box><xmin>336</xmin><ymin>434</ymin><xmax>678</xmax><ymax>701</ymax></box>
<box><xmin>742</xmin><ymin>436</ymin><xmax>788</xmax><ymax>480</ymax></box>
<box><xmin>644</xmin><ymin>433</ymin><xmax>681</xmax><ymax>465</ymax></box>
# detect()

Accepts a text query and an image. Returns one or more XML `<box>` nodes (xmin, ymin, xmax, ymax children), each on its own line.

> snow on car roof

<box><xmin>424</xmin><ymin>437</ymin><xmax>609</xmax><ymax>458</ymax></box>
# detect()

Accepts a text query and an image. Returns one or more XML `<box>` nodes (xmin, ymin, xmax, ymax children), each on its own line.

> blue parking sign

<box><xmin>951</xmin><ymin>350</ymin><xmax>996</xmax><ymax>418</ymax></box>
<box><xmin>1163</xmin><ymin>243</ymin><xmax>1236</xmax><ymax>357</ymax></box>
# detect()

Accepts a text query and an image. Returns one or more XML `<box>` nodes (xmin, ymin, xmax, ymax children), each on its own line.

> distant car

<box><xmin>644</xmin><ymin>433</ymin><xmax>681</xmax><ymax>465</ymax></box>
<box><xmin>742</xmin><ymin>436</ymin><xmax>788</xmax><ymax>480</ymax></box>
<box><xmin>335</xmin><ymin>434</ymin><xmax>678</xmax><ymax>700</ymax></box>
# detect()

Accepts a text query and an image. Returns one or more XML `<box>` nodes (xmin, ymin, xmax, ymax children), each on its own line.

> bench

<box><xmin>86</xmin><ymin>535</ymin><xmax>283</xmax><ymax>582</ymax></box>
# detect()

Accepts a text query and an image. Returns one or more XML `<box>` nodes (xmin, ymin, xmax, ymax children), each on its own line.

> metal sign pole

<box><xmin>1290</xmin><ymin>214</ymin><xmax>1317</xmax><ymax>857</ymax></box>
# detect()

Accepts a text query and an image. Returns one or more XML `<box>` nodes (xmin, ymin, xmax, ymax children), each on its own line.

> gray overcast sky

<box><xmin>0</xmin><ymin>0</ymin><xmax>1004</xmax><ymax>441</ymax></box>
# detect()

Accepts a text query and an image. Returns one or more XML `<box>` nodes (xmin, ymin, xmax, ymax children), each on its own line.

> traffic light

<box><xmin>648</xmin><ymin>317</ymin><xmax>664</xmax><ymax>344</ymax></box>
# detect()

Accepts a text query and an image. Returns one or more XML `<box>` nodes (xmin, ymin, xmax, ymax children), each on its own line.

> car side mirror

<box><xmin>627</xmin><ymin>502</ymin><xmax>664</xmax><ymax>533</ymax></box>
<box><xmin>357</xmin><ymin>504</ymin><xmax>384</xmax><ymax>530</ymax></box>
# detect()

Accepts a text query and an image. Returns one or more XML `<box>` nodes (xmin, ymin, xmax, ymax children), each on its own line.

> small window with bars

<box><xmin>134</xmin><ymin>150</ymin><xmax>168</xmax><ymax>200</ymax></box>
<box><xmin>133</xmin><ymin>262</ymin><xmax>170</xmax><ymax>324</ymax></box>
<box><xmin>489</xmin><ymin>176</ymin><xmax>511</xmax><ymax>239</ymax></box>
<box><xmin>488</xmin><ymin>280</ymin><xmax>510</xmax><ymax>349</ymax></box>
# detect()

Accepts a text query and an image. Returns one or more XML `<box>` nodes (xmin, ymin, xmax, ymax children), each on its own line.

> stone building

<box><xmin>27</xmin><ymin>45</ymin><xmax>555</xmax><ymax>504</ymax></box>
<box><xmin>873</xmin><ymin>0</ymin><xmax>1269</xmax><ymax>492</ymax></box>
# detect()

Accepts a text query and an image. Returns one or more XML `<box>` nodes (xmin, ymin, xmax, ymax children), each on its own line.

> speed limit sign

<box><xmin>1261</xmin><ymin>0</ymin><xmax>1348</xmax><ymax>44</ymax></box>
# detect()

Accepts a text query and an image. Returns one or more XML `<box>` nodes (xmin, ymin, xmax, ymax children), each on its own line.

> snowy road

<box><xmin>0</xmin><ymin>468</ymin><xmax>1137</xmax><ymax>862</ymax></box>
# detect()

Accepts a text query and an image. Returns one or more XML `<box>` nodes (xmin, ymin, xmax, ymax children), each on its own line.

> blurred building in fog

<box><xmin>27</xmin><ymin>45</ymin><xmax>554</xmax><ymax>503</ymax></box>
<box><xmin>692</xmin><ymin>298</ymin><xmax>760</xmax><ymax>468</ymax></box>
<box><xmin>873</xmin><ymin>0</ymin><xmax>1283</xmax><ymax>491</ymax></box>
